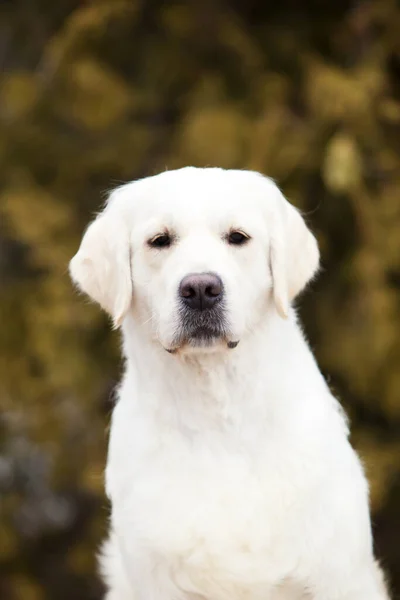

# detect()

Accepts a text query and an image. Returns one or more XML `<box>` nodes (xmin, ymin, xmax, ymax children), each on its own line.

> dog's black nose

<box><xmin>179</xmin><ymin>273</ymin><xmax>223</xmax><ymax>310</ymax></box>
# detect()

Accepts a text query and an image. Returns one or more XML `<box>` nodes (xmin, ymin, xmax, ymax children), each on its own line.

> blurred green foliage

<box><xmin>1</xmin><ymin>0</ymin><xmax>400</xmax><ymax>598</ymax></box>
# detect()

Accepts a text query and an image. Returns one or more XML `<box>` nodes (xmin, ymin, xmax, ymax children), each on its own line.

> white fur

<box><xmin>70</xmin><ymin>168</ymin><xmax>389</xmax><ymax>600</ymax></box>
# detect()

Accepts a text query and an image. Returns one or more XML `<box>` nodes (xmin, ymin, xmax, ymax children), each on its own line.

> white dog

<box><xmin>70</xmin><ymin>167</ymin><xmax>389</xmax><ymax>600</ymax></box>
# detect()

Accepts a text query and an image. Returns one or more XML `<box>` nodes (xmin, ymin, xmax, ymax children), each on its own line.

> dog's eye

<box><xmin>227</xmin><ymin>231</ymin><xmax>250</xmax><ymax>246</ymax></box>
<box><xmin>148</xmin><ymin>233</ymin><xmax>172</xmax><ymax>249</ymax></box>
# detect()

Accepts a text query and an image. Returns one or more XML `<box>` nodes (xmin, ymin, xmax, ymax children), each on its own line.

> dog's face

<box><xmin>70</xmin><ymin>168</ymin><xmax>319</xmax><ymax>353</ymax></box>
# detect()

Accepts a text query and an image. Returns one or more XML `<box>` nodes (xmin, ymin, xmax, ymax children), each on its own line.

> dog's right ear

<box><xmin>69</xmin><ymin>207</ymin><xmax>132</xmax><ymax>328</ymax></box>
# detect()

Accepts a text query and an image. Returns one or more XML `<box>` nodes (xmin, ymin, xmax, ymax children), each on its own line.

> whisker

<box><xmin>141</xmin><ymin>314</ymin><xmax>155</xmax><ymax>327</ymax></box>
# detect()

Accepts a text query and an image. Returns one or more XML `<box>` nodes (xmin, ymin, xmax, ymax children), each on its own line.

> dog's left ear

<box><xmin>270</xmin><ymin>190</ymin><xmax>319</xmax><ymax>319</ymax></box>
<box><xmin>69</xmin><ymin>206</ymin><xmax>132</xmax><ymax>328</ymax></box>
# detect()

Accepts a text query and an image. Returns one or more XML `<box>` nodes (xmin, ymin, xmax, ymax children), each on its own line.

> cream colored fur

<box><xmin>70</xmin><ymin>167</ymin><xmax>389</xmax><ymax>600</ymax></box>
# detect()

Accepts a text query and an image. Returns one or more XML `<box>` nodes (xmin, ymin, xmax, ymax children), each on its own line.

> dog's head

<box><xmin>70</xmin><ymin>168</ymin><xmax>319</xmax><ymax>353</ymax></box>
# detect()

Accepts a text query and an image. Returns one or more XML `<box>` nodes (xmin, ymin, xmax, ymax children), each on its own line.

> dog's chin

<box><xmin>162</xmin><ymin>307</ymin><xmax>238</xmax><ymax>355</ymax></box>
<box><xmin>186</xmin><ymin>332</ymin><xmax>225</xmax><ymax>352</ymax></box>
<box><xmin>164</xmin><ymin>330</ymin><xmax>239</xmax><ymax>355</ymax></box>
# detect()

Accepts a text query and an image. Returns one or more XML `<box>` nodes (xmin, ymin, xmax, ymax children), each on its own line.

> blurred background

<box><xmin>0</xmin><ymin>0</ymin><xmax>399</xmax><ymax>598</ymax></box>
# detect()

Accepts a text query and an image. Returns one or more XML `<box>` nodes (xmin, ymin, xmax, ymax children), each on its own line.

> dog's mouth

<box><xmin>167</xmin><ymin>305</ymin><xmax>237</xmax><ymax>352</ymax></box>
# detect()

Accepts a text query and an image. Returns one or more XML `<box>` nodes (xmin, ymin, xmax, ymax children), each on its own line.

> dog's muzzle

<box><xmin>173</xmin><ymin>272</ymin><xmax>228</xmax><ymax>347</ymax></box>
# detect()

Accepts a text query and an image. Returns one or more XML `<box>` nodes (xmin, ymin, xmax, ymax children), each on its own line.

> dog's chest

<box><xmin>107</xmin><ymin>398</ymin><xmax>320</xmax><ymax>587</ymax></box>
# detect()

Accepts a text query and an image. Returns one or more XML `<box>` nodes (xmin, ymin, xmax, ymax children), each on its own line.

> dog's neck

<box><xmin>119</xmin><ymin>309</ymin><xmax>322</xmax><ymax>432</ymax></box>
